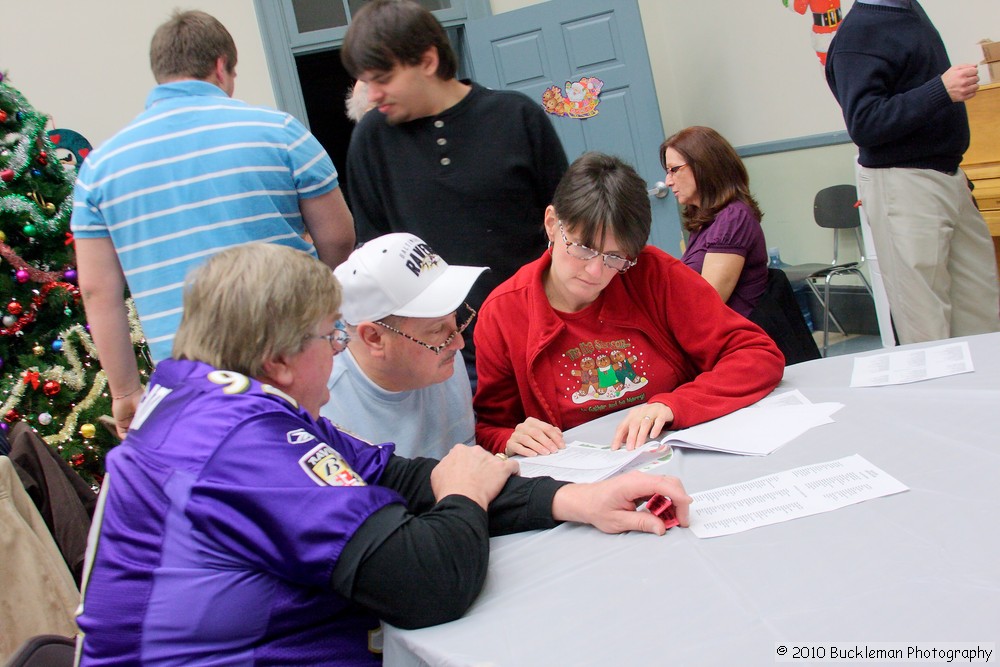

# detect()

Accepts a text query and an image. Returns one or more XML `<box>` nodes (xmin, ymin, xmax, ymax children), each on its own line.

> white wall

<box><xmin>660</xmin><ymin>0</ymin><xmax>997</xmax><ymax>265</ymax></box>
<box><xmin>653</xmin><ymin>0</ymin><xmax>998</xmax><ymax>146</ymax></box>
<box><xmin>493</xmin><ymin>0</ymin><xmax>998</xmax><ymax>146</ymax></box>
<box><xmin>0</xmin><ymin>0</ymin><xmax>275</xmax><ymax>148</ymax></box>
<box><xmin>491</xmin><ymin>0</ymin><xmax>999</xmax><ymax>265</ymax></box>
<box><xmin>3</xmin><ymin>0</ymin><xmax>996</xmax><ymax>263</ymax></box>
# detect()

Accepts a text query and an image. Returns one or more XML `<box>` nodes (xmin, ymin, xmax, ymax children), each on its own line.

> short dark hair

<box><xmin>660</xmin><ymin>126</ymin><xmax>762</xmax><ymax>233</ymax></box>
<box><xmin>150</xmin><ymin>10</ymin><xmax>237</xmax><ymax>83</ymax></box>
<box><xmin>551</xmin><ymin>152</ymin><xmax>651</xmax><ymax>259</ymax></box>
<box><xmin>341</xmin><ymin>0</ymin><xmax>457</xmax><ymax>80</ymax></box>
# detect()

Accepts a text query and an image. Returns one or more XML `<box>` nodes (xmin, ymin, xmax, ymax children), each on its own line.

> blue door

<box><xmin>466</xmin><ymin>0</ymin><xmax>681</xmax><ymax>255</ymax></box>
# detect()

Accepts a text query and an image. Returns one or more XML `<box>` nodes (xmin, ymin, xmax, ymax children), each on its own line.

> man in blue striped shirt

<box><xmin>71</xmin><ymin>10</ymin><xmax>355</xmax><ymax>439</ymax></box>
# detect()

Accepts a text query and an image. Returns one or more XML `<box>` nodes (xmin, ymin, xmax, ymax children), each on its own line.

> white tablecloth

<box><xmin>385</xmin><ymin>333</ymin><xmax>1000</xmax><ymax>666</ymax></box>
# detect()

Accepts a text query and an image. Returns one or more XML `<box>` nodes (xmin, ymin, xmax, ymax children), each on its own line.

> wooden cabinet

<box><xmin>961</xmin><ymin>81</ymin><xmax>1000</xmax><ymax>279</ymax></box>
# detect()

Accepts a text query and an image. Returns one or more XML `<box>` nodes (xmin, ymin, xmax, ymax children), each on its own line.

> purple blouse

<box><xmin>681</xmin><ymin>200</ymin><xmax>768</xmax><ymax>317</ymax></box>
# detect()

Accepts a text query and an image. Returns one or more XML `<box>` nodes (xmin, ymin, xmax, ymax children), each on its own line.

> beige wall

<box><xmin>490</xmin><ymin>0</ymin><xmax>998</xmax><ymax>265</ymax></box>
<box><xmin>491</xmin><ymin>0</ymin><xmax>998</xmax><ymax>145</ymax></box>
<box><xmin>0</xmin><ymin>1</ymin><xmax>275</xmax><ymax>148</ymax></box>
<box><xmin>3</xmin><ymin>0</ymin><xmax>996</xmax><ymax>263</ymax></box>
<box><xmin>747</xmin><ymin>143</ymin><xmax>862</xmax><ymax>265</ymax></box>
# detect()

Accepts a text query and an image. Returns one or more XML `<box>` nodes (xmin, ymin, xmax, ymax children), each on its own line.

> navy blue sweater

<box><xmin>825</xmin><ymin>0</ymin><xmax>969</xmax><ymax>172</ymax></box>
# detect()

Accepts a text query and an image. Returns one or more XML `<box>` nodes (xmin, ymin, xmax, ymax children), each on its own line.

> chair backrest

<box><xmin>814</xmin><ymin>184</ymin><xmax>866</xmax><ymax>265</ymax></box>
<box><xmin>3</xmin><ymin>635</ymin><xmax>75</xmax><ymax>667</ymax></box>
<box><xmin>814</xmin><ymin>184</ymin><xmax>861</xmax><ymax>230</ymax></box>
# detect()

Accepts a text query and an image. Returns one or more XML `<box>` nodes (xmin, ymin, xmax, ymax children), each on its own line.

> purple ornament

<box><xmin>15</xmin><ymin>269</ymin><xmax>30</xmax><ymax>284</ymax></box>
<box><xmin>63</xmin><ymin>268</ymin><xmax>78</xmax><ymax>283</ymax></box>
<box><xmin>0</xmin><ymin>423</ymin><xmax>7</xmax><ymax>434</ymax></box>
<box><xmin>0</xmin><ymin>357</ymin><xmax>4</xmax><ymax>370</ymax></box>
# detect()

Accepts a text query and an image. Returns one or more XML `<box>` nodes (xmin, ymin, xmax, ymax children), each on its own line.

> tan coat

<box><xmin>0</xmin><ymin>456</ymin><xmax>79</xmax><ymax>660</ymax></box>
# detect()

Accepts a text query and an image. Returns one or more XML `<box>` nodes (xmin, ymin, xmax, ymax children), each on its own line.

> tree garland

<box><xmin>1</xmin><ymin>280</ymin><xmax>79</xmax><ymax>336</ymax></box>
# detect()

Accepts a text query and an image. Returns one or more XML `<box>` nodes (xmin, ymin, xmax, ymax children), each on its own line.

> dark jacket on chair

<box><xmin>749</xmin><ymin>269</ymin><xmax>822</xmax><ymax>365</ymax></box>
<box><xmin>8</xmin><ymin>423</ymin><xmax>97</xmax><ymax>585</ymax></box>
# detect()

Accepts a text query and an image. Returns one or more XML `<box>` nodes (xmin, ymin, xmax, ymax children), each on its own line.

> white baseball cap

<box><xmin>334</xmin><ymin>233</ymin><xmax>489</xmax><ymax>325</ymax></box>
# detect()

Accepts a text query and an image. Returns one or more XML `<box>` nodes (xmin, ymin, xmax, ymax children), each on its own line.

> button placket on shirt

<box><xmin>433</xmin><ymin>119</ymin><xmax>451</xmax><ymax>167</ymax></box>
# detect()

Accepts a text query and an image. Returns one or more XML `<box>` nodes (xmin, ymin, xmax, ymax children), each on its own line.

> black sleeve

<box><xmin>331</xmin><ymin>456</ymin><xmax>569</xmax><ymax>628</ymax></box>
<box><xmin>529</xmin><ymin>103</ymin><xmax>569</xmax><ymax>209</ymax></box>
<box><xmin>374</xmin><ymin>455</ymin><xmax>438</xmax><ymax>513</ymax></box>
<box><xmin>485</xmin><ymin>471</ymin><xmax>567</xmax><ymax>536</ymax></box>
<box><xmin>344</xmin><ymin>117</ymin><xmax>390</xmax><ymax>244</ymax></box>
<box><xmin>331</xmin><ymin>495</ymin><xmax>490</xmax><ymax>629</ymax></box>
<box><xmin>377</xmin><ymin>455</ymin><xmax>568</xmax><ymax>535</ymax></box>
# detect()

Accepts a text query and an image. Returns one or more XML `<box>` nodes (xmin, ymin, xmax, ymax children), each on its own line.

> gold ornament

<box><xmin>45</xmin><ymin>370</ymin><xmax>107</xmax><ymax>446</ymax></box>
<box><xmin>33</xmin><ymin>344</ymin><xmax>45</xmax><ymax>356</ymax></box>
<box><xmin>80</xmin><ymin>423</ymin><xmax>97</xmax><ymax>439</ymax></box>
<box><xmin>0</xmin><ymin>230</ymin><xmax>5</xmax><ymax>243</ymax></box>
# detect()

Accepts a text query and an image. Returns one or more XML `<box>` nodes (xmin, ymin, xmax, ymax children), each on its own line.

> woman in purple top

<box><xmin>661</xmin><ymin>126</ymin><xmax>768</xmax><ymax>317</ymax></box>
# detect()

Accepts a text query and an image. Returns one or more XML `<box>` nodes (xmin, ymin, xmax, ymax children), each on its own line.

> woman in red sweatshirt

<box><xmin>473</xmin><ymin>152</ymin><xmax>784</xmax><ymax>457</ymax></box>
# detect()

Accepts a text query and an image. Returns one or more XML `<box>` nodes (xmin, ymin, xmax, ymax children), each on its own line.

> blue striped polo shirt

<box><xmin>71</xmin><ymin>81</ymin><xmax>339</xmax><ymax>362</ymax></box>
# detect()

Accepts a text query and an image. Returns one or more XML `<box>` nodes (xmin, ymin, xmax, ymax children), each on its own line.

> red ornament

<box><xmin>6</xmin><ymin>300</ymin><xmax>22</xmax><ymax>316</ymax></box>
<box><xmin>37</xmin><ymin>151</ymin><xmax>48</xmax><ymax>166</ymax></box>
<box><xmin>0</xmin><ymin>110</ymin><xmax>7</xmax><ymax>122</ymax></box>
<box><xmin>42</xmin><ymin>380</ymin><xmax>62</xmax><ymax>397</ymax></box>
<box><xmin>0</xmin><ymin>168</ymin><xmax>14</xmax><ymax>182</ymax></box>
<box><xmin>1</xmin><ymin>281</ymin><xmax>81</xmax><ymax>337</ymax></box>
<box><xmin>70</xmin><ymin>453</ymin><xmax>85</xmax><ymax>467</ymax></box>
<box><xmin>4</xmin><ymin>409</ymin><xmax>21</xmax><ymax>423</ymax></box>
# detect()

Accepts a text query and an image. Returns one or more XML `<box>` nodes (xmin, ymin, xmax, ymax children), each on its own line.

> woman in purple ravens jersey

<box><xmin>75</xmin><ymin>243</ymin><xmax>691</xmax><ymax>665</ymax></box>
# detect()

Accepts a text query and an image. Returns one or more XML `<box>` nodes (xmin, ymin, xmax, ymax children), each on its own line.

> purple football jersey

<box><xmin>77</xmin><ymin>359</ymin><xmax>404</xmax><ymax>665</ymax></box>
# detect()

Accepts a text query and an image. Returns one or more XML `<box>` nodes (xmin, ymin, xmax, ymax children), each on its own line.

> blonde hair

<box><xmin>173</xmin><ymin>244</ymin><xmax>341</xmax><ymax>377</ymax></box>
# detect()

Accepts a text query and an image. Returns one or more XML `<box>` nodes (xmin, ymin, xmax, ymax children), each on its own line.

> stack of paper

<box><xmin>516</xmin><ymin>390</ymin><xmax>845</xmax><ymax>482</ymax></box>
<box><xmin>688</xmin><ymin>454</ymin><xmax>909</xmax><ymax>538</ymax></box>
<box><xmin>850</xmin><ymin>341</ymin><xmax>974</xmax><ymax>387</ymax></box>
<box><xmin>660</xmin><ymin>401</ymin><xmax>843</xmax><ymax>456</ymax></box>
<box><xmin>516</xmin><ymin>441</ymin><xmax>668</xmax><ymax>483</ymax></box>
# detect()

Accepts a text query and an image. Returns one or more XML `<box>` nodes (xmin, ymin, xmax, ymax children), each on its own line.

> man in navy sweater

<box><xmin>825</xmin><ymin>0</ymin><xmax>1000</xmax><ymax>344</ymax></box>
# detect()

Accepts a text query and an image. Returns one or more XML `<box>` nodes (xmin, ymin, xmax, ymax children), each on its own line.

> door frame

<box><xmin>252</xmin><ymin>0</ymin><xmax>492</xmax><ymax>128</ymax></box>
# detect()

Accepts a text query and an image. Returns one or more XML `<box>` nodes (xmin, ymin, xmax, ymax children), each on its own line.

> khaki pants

<box><xmin>857</xmin><ymin>166</ymin><xmax>1000</xmax><ymax>344</ymax></box>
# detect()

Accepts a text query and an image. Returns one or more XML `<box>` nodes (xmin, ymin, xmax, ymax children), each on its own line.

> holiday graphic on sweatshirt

<box><xmin>557</xmin><ymin>337</ymin><xmax>649</xmax><ymax>411</ymax></box>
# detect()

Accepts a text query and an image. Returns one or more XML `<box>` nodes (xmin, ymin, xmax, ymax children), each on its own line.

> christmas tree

<box><xmin>1</xmin><ymin>72</ymin><xmax>151</xmax><ymax>485</ymax></box>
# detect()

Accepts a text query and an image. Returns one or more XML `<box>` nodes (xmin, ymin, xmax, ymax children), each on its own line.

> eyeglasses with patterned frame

<box><xmin>308</xmin><ymin>320</ymin><xmax>351</xmax><ymax>356</ymax></box>
<box><xmin>374</xmin><ymin>303</ymin><xmax>477</xmax><ymax>355</ymax></box>
<box><xmin>664</xmin><ymin>163</ymin><xmax>688</xmax><ymax>176</ymax></box>
<box><xmin>558</xmin><ymin>221</ymin><xmax>637</xmax><ymax>273</ymax></box>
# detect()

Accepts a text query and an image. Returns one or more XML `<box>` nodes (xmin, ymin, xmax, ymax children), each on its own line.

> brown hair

<box><xmin>341</xmin><ymin>0</ymin><xmax>457</xmax><ymax>80</ymax></box>
<box><xmin>660</xmin><ymin>126</ymin><xmax>762</xmax><ymax>233</ymax></box>
<box><xmin>150</xmin><ymin>10</ymin><xmax>237</xmax><ymax>83</ymax></box>
<box><xmin>173</xmin><ymin>244</ymin><xmax>341</xmax><ymax>378</ymax></box>
<box><xmin>551</xmin><ymin>152</ymin><xmax>651</xmax><ymax>259</ymax></box>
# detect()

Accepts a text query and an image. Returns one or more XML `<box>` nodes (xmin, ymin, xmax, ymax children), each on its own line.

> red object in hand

<box><xmin>646</xmin><ymin>493</ymin><xmax>679</xmax><ymax>530</ymax></box>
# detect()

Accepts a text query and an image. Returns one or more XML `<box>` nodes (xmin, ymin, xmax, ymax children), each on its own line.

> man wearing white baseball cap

<box><xmin>321</xmin><ymin>233</ymin><xmax>488</xmax><ymax>458</ymax></box>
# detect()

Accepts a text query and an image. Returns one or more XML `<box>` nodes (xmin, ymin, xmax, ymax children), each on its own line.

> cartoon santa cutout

<box><xmin>784</xmin><ymin>0</ymin><xmax>843</xmax><ymax>65</ymax></box>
